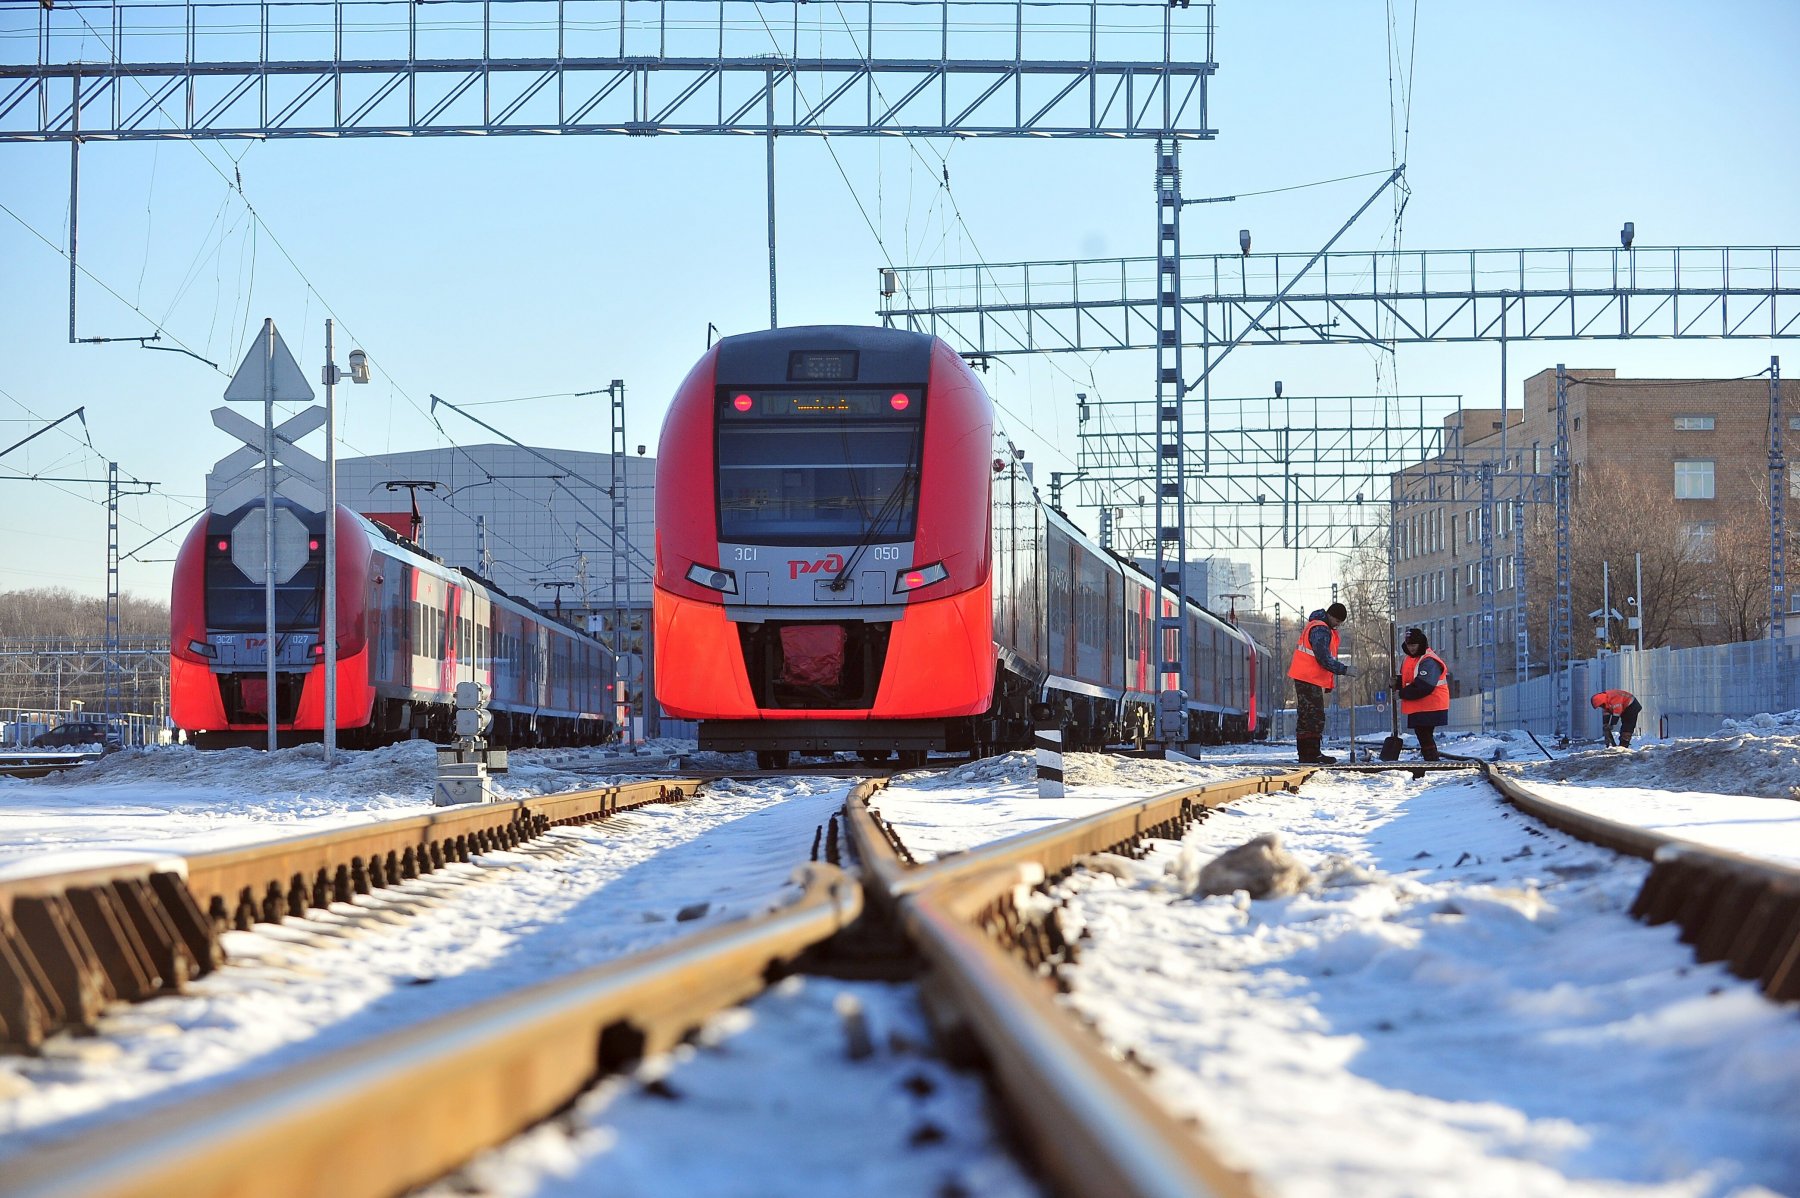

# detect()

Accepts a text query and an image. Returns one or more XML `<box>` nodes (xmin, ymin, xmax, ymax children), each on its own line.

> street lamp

<box><xmin>321</xmin><ymin>321</ymin><xmax>370</xmax><ymax>767</ymax></box>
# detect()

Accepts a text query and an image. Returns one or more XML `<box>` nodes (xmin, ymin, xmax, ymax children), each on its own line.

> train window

<box><xmin>716</xmin><ymin>420</ymin><xmax>923</xmax><ymax>543</ymax></box>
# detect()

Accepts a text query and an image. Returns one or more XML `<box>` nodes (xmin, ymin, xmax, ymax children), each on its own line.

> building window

<box><xmin>1674</xmin><ymin>459</ymin><xmax>1715</xmax><ymax>500</ymax></box>
<box><xmin>1674</xmin><ymin>414</ymin><xmax>1715</xmax><ymax>431</ymax></box>
<box><xmin>1682</xmin><ymin>520</ymin><xmax>1717</xmax><ymax>561</ymax></box>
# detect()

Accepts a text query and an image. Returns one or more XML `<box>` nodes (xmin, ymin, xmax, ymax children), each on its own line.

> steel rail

<box><xmin>845</xmin><ymin>769</ymin><xmax>1311</xmax><ymax>1198</ymax></box>
<box><xmin>905</xmin><ymin>862</ymin><xmax>1260</xmax><ymax>1198</ymax></box>
<box><xmin>1478</xmin><ymin>764</ymin><xmax>1800</xmax><ymax>1002</ymax></box>
<box><xmin>1</xmin><ymin>862</ymin><xmax>862</xmax><ymax>1198</ymax></box>
<box><xmin>851</xmin><ymin>767</ymin><xmax>1313</xmax><ymax>904</ymax></box>
<box><xmin>0</xmin><ymin>777</ymin><xmax>704</xmax><ymax>1049</ymax></box>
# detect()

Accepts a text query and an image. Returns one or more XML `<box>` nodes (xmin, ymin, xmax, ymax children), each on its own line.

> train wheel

<box><xmin>896</xmin><ymin>749</ymin><xmax>927</xmax><ymax>769</ymax></box>
<box><xmin>858</xmin><ymin>750</ymin><xmax>890</xmax><ymax>764</ymax></box>
<box><xmin>756</xmin><ymin>749</ymin><xmax>790</xmax><ymax>770</ymax></box>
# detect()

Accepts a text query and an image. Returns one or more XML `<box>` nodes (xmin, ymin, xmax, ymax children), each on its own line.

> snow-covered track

<box><xmin>0</xmin><ymin>863</ymin><xmax>861</xmax><ymax>1198</ymax></box>
<box><xmin>1479</xmin><ymin>764</ymin><xmax>1800</xmax><ymax>1002</ymax></box>
<box><xmin>845</xmin><ymin>770</ymin><xmax>1311</xmax><ymax>1198</ymax></box>
<box><xmin>0</xmin><ymin>778</ymin><xmax>704</xmax><ymax>1051</ymax></box>
<box><xmin>0</xmin><ymin>751</ymin><xmax>108</xmax><ymax>779</ymax></box>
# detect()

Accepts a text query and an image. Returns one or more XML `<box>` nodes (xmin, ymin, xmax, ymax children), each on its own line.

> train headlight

<box><xmin>685</xmin><ymin>563</ymin><xmax>739</xmax><ymax>595</ymax></box>
<box><xmin>893</xmin><ymin>562</ymin><xmax>949</xmax><ymax>593</ymax></box>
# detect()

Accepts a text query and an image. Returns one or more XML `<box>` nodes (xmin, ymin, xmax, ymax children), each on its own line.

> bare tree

<box><xmin>1522</xmin><ymin>462</ymin><xmax>1717</xmax><ymax>660</ymax></box>
<box><xmin>1708</xmin><ymin>466</ymin><xmax>1785</xmax><ymax>644</ymax></box>
<box><xmin>1334</xmin><ymin>513</ymin><xmax>1394</xmax><ymax>706</ymax></box>
<box><xmin>0</xmin><ymin>588</ymin><xmax>168</xmax><ymax>640</ymax></box>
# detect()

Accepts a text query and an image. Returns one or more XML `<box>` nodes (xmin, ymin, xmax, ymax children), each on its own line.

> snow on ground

<box><xmin>0</xmin><ymin>741</ymin><xmax>691</xmax><ymax>876</ymax></box>
<box><xmin>873</xmin><ymin>750</ymin><xmax>1291</xmax><ymax>862</ymax></box>
<box><xmin>1049</xmin><ymin>769</ymin><xmax>1800</xmax><ymax>1198</ymax></box>
<box><xmin>3</xmin><ymin>716</ymin><xmax>1799</xmax><ymax>1195</ymax></box>
<box><xmin>0</xmin><ymin>768</ymin><xmax>852</xmax><ymax>1156</ymax></box>
<box><xmin>419</xmin><ymin>977</ymin><xmax>1039</xmax><ymax>1198</ymax></box>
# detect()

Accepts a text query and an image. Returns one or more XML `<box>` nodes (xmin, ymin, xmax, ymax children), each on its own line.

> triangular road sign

<box><xmin>224</xmin><ymin>319</ymin><xmax>315</xmax><ymax>404</ymax></box>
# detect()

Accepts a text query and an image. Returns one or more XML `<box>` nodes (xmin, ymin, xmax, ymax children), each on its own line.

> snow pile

<box><xmin>1519</xmin><ymin>727</ymin><xmax>1800</xmax><ymax>801</ymax></box>
<box><xmin>1051</xmin><ymin>771</ymin><xmax>1800</xmax><ymax>1196</ymax></box>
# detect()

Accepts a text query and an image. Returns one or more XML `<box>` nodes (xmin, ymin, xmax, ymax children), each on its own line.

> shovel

<box><xmin>1380</xmin><ymin>620</ymin><xmax>1405</xmax><ymax>761</ymax></box>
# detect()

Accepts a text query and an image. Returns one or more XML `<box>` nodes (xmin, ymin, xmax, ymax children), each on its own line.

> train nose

<box><xmin>738</xmin><ymin>620</ymin><xmax>891</xmax><ymax>709</ymax></box>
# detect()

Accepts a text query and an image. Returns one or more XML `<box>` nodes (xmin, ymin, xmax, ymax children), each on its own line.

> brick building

<box><xmin>1391</xmin><ymin>368</ymin><xmax>1796</xmax><ymax>695</ymax></box>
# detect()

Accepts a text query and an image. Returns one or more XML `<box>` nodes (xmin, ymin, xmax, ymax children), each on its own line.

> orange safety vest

<box><xmin>1400</xmin><ymin>650</ymin><xmax>1450</xmax><ymax>716</ymax></box>
<box><xmin>1288</xmin><ymin>618</ymin><xmax>1340</xmax><ymax>690</ymax></box>
<box><xmin>1593</xmin><ymin>689</ymin><xmax>1635</xmax><ymax>715</ymax></box>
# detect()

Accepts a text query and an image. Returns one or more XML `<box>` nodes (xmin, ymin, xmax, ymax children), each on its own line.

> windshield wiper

<box><xmin>828</xmin><ymin>466</ymin><xmax>917</xmax><ymax>592</ymax></box>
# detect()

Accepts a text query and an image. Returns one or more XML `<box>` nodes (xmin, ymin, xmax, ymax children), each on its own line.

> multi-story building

<box><xmin>1391</xmin><ymin>368</ymin><xmax>1796</xmax><ymax>695</ymax></box>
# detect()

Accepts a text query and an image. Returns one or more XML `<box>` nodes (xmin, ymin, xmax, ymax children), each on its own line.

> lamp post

<box><xmin>321</xmin><ymin>320</ymin><xmax>370</xmax><ymax>766</ymax></box>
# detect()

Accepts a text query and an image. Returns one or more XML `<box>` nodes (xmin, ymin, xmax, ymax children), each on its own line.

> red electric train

<box><xmin>653</xmin><ymin>325</ymin><xmax>1274</xmax><ymax>767</ymax></box>
<box><xmin>170</xmin><ymin>499</ymin><xmax>615</xmax><ymax>749</ymax></box>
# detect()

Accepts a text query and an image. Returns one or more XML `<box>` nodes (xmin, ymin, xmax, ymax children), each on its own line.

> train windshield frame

<box><xmin>714</xmin><ymin>387</ymin><xmax>925</xmax><ymax>545</ymax></box>
<box><xmin>204</xmin><ymin>557</ymin><xmax>325</xmax><ymax>631</ymax></box>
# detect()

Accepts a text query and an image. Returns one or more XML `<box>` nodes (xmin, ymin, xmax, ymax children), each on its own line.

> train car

<box><xmin>653</xmin><ymin>325</ymin><xmax>1272</xmax><ymax>766</ymax></box>
<box><xmin>171</xmin><ymin>498</ymin><xmax>614</xmax><ymax>749</ymax></box>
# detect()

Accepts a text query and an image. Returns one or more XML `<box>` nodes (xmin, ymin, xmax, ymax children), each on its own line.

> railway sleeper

<box><xmin>0</xmin><ymin>869</ymin><xmax>222</xmax><ymax>1051</ymax></box>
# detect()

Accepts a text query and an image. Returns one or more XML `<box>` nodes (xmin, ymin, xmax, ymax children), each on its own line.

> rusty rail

<box><xmin>845</xmin><ymin>770</ymin><xmax>1312</xmax><ymax>1198</ymax></box>
<box><xmin>1480</xmin><ymin>765</ymin><xmax>1800</xmax><ymax>1002</ymax></box>
<box><xmin>0</xmin><ymin>779</ymin><xmax>703</xmax><ymax>1051</ymax></box>
<box><xmin>1</xmin><ymin>862</ymin><xmax>861</xmax><ymax>1198</ymax></box>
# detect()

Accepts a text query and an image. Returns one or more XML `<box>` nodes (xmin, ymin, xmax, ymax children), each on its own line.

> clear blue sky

<box><xmin>3</xmin><ymin>0</ymin><xmax>1796</xmax><ymax>610</ymax></box>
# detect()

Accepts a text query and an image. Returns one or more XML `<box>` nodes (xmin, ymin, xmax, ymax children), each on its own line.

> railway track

<box><xmin>0</xmin><ymin>777</ymin><xmax>704</xmax><ymax>1050</ymax></box>
<box><xmin>1</xmin><ymin>757</ymin><xmax>1793</xmax><ymax>1198</ymax></box>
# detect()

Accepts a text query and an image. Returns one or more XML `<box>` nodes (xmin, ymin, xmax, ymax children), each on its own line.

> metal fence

<box><xmin>1272</xmin><ymin>639</ymin><xmax>1800</xmax><ymax>746</ymax></box>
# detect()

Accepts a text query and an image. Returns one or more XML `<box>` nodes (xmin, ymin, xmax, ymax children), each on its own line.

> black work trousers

<box><xmin>1295</xmin><ymin>681</ymin><xmax>1327</xmax><ymax>738</ymax></box>
<box><xmin>1607</xmin><ymin>699</ymin><xmax>1643</xmax><ymax>747</ymax></box>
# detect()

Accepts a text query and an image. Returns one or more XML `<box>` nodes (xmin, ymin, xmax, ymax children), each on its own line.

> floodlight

<box><xmin>1621</xmin><ymin>221</ymin><xmax>1634</xmax><ymax>249</ymax></box>
<box><xmin>1238</xmin><ymin>228</ymin><xmax>1251</xmax><ymax>256</ymax></box>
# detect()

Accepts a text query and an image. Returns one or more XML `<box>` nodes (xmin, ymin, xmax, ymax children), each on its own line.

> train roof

<box><xmin>713</xmin><ymin>325</ymin><xmax>936</xmax><ymax>387</ymax></box>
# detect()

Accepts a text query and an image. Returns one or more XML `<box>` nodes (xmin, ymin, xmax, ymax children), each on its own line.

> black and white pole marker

<box><xmin>1035</xmin><ymin>716</ymin><xmax>1064</xmax><ymax>799</ymax></box>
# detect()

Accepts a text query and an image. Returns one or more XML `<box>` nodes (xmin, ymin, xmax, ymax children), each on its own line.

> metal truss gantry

<box><xmin>1079</xmin><ymin>391</ymin><xmax>1456</xmax><ymax>559</ymax></box>
<box><xmin>879</xmin><ymin>244</ymin><xmax>1800</xmax><ymax>353</ymax></box>
<box><xmin>0</xmin><ymin>0</ymin><xmax>1216</xmax><ymax>140</ymax></box>
<box><xmin>0</xmin><ymin>638</ymin><xmax>170</xmax><ymax>717</ymax></box>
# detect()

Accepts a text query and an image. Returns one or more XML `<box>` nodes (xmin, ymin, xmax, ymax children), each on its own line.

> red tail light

<box><xmin>733</xmin><ymin>394</ymin><xmax>753</xmax><ymax>412</ymax></box>
<box><xmin>890</xmin><ymin>393</ymin><xmax>910</xmax><ymax>411</ymax></box>
<box><xmin>215</xmin><ymin>539</ymin><xmax>229</xmax><ymax>552</ymax></box>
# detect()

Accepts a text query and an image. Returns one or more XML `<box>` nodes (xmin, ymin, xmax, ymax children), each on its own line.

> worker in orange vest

<box><xmin>1287</xmin><ymin>601</ymin><xmax>1351</xmax><ymax>764</ymax></box>
<box><xmin>1396</xmin><ymin>626</ymin><xmax>1449</xmax><ymax>761</ymax></box>
<box><xmin>1591</xmin><ymin>689</ymin><xmax>1642</xmax><ymax>747</ymax></box>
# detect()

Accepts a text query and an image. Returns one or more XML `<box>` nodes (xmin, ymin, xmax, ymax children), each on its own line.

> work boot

<box><xmin>1297</xmin><ymin>736</ymin><xmax>1336</xmax><ymax>765</ymax></box>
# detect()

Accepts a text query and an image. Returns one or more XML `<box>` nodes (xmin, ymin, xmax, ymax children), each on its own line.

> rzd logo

<box><xmin>788</xmin><ymin>553</ymin><xmax>844</xmax><ymax>580</ymax></box>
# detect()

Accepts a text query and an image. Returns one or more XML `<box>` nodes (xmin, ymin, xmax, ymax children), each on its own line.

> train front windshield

<box><xmin>716</xmin><ymin>389</ymin><xmax>923</xmax><ymax>544</ymax></box>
